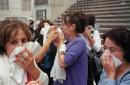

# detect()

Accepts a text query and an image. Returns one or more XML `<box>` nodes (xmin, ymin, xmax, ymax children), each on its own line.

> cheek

<box><xmin>5</xmin><ymin>45</ymin><xmax>16</xmax><ymax>56</ymax></box>
<box><xmin>114</xmin><ymin>52</ymin><xmax>124</xmax><ymax>61</ymax></box>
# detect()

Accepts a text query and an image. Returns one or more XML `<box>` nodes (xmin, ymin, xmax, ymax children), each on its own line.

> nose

<box><xmin>17</xmin><ymin>41</ymin><xmax>23</xmax><ymax>47</ymax></box>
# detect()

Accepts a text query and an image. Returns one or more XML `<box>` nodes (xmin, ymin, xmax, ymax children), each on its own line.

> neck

<box><xmin>68</xmin><ymin>33</ymin><xmax>78</xmax><ymax>41</ymax></box>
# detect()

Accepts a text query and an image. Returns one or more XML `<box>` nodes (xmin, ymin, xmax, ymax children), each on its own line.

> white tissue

<box><xmin>51</xmin><ymin>43</ymin><xmax>66</xmax><ymax>83</ymax></box>
<box><xmin>9</xmin><ymin>47</ymin><xmax>27</xmax><ymax>84</ymax></box>
<box><xmin>111</xmin><ymin>54</ymin><xmax>122</xmax><ymax>68</ymax></box>
<box><xmin>24</xmin><ymin>41</ymin><xmax>41</xmax><ymax>55</ymax></box>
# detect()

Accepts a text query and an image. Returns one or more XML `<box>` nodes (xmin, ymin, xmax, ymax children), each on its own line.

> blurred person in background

<box><xmin>82</xmin><ymin>14</ymin><xmax>102</xmax><ymax>85</ymax></box>
<box><xmin>34</xmin><ymin>19</ymin><xmax>57</xmax><ymax>85</ymax></box>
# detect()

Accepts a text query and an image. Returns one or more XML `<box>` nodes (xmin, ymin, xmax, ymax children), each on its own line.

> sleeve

<box><xmin>34</xmin><ymin>60</ymin><xmax>49</xmax><ymax>85</ymax></box>
<box><xmin>37</xmin><ymin>70</ymin><xmax>49</xmax><ymax>85</ymax></box>
<box><xmin>98</xmin><ymin>78</ymin><xmax>115</xmax><ymax>85</ymax></box>
<box><xmin>64</xmin><ymin>40</ymin><xmax>85</xmax><ymax>66</ymax></box>
<box><xmin>120</xmin><ymin>72</ymin><xmax>130</xmax><ymax>85</ymax></box>
<box><xmin>98</xmin><ymin>70</ymin><xmax>115</xmax><ymax>85</ymax></box>
<box><xmin>92</xmin><ymin>30</ymin><xmax>102</xmax><ymax>52</ymax></box>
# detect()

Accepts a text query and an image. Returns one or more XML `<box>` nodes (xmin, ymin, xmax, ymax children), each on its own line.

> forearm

<box><xmin>28</xmin><ymin>61</ymin><xmax>49</xmax><ymax>85</ymax></box>
<box><xmin>58</xmin><ymin>53</ymin><xmax>67</xmax><ymax>68</ymax></box>
<box><xmin>58</xmin><ymin>43</ymin><xmax>67</xmax><ymax>68</ymax></box>
<box><xmin>34</xmin><ymin>40</ymin><xmax>51</xmax><ymax>63</ymax></box>
<box><xmin>28</xmin><ymin>66</ymin><xmax>40</xmax><ymax>80</ymax></box>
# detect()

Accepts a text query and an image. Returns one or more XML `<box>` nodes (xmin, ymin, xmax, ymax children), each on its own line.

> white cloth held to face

<box><xmin>110</xmin><ymin>54</ymin><xmax>122</xmax><ymax>68</ymax></box>
<box><xmin>50</xmin><ymin>42</ymin><xmax>66</xmax><ymax>83</ymax></box>
<box><xmin>101</xmin><ymin>49</ymin><xmax>122</xmax><ymax>68</ymax></box>
<box><xmin>8</xmin><ymin>42</ymin><xmax>41</xmax><ymax>84</ymax></box>
<box><xmin>9</xmin><ymin>47</ymin><xmax>27</xmax><ymax>84</ymax></box>
<box><xmin>24</xmin><ymin>41</ymin><xmax>41</xmax><ymax>55</ymax></box>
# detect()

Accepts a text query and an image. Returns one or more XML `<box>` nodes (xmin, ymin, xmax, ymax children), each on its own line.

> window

<box><xmin>0</xmin><ymin>0</ymin><xmax>9</xmax><ymax>10</ymax></box>
<box><xmin>35</xmin><ymin>0</ymin><xmax>48</xmax><ymax>5</ymax></box>
<box><xmin>22</xmin><ymin>0</ymin><xmax>31</xmax><ymax>11</ymax></box>
<box><xmin>36</xmin><ymin>9</ymin><xmax>46</xmax><ymax>20</ymax></box>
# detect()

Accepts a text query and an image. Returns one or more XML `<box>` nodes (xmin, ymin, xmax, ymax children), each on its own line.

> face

<box><xmin>104</xmin><ymin>37</ymin><xmax>124</xmax><ymax>61</ymax></box>
<box><xmin>5</xmin><ymin>29</ymin><xmax>28</xmax><ymax>56</ymax></box>
<box><xmin>61</xmin><ymin>21</ymin><xmax>72</xmax><ymax>40</ymax></box>
<box><xmin>85</xmin><ymin>25</ymin><xmax>93</xmax><ymax>32</ymax></box>
<box><xmin>82</xmin><ymin>25</ymin><xmax>93</xmax><ymax>37</ymax></box>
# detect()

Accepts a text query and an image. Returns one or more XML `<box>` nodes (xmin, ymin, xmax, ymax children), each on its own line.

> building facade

<box><xmin>0</xmin><ymin>0</ymin><xmax>34</xmax><ymax>21</ymax></box>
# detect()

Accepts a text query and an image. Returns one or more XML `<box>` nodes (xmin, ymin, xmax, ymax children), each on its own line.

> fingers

<box><xmin>15</xmin><ymin>48</ymin><xmax>34</xmax><ymax>67</ymax></box>
<box><xmin>24</xmin><ymin>48</ymin><xmax>33</xmax><ymax>58</ymax></box>
<box><xmin>48</xmin><ymin>28</ymin><xmax>59</xmax><ymax>41</ymax></box>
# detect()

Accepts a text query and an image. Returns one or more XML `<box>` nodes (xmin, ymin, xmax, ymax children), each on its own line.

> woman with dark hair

<box><xmin>98</xmin><ymin>27</ymin><xmax>130</xmax><ymax>85</ymax></box>
<box><xmin>53</xmin><ymin>13</ymin><xmax>88</xmax><ymax>85</ymax></box>
<box><xmin>82</xmin><ymin>14</ymin><xmax>102</xmax><ymax>85</ymax></box>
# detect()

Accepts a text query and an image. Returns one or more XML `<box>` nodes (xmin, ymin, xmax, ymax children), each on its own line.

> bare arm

<box><xmin>34</xmin><ymin>28</ymin><xmax>59</xmax><ymax>63</ymax></box>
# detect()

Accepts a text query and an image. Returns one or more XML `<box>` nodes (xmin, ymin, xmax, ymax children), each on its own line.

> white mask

<box><xmin>111</xmin><ymin>54</ymin><xmax>122</xmax><ymax>68</ymax></box>
<box><xmin>44</xmin><ymin>24</ymin><xmax>51</xmax><ymax>29</ymax></box>
<box><xmin>101</xmin><ymin>49</ymin><xmax>122</xmax><ymax>68</ymax></box>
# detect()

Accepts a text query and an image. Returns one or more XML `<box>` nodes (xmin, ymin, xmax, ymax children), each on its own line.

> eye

<box><xmin>22</xmin><ymin>38</ymin><xmax>28</xmax><ymax>44</ymax></box>
<box><xmin>10</xmin><ymin>40</ymin><xmax>18</xmax><ymax>45</ymax></box>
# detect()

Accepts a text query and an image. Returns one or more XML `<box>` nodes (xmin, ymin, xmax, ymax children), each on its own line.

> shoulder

<box><xmin>75</xmin><ymin>35</ymin><xmax>86</xmax><ymax>44</ymax></box>
<box><xmin>121</xmin><ymin>71</ymin><xmax>130</xmax><ymax>82</ymax></box>
<box><xmin>0</xmin><ymin>54</ymin><xmax>5</xmax><ymax>62</ymax></box>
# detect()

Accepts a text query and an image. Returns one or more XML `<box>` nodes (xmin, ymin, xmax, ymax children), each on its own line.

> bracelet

<box><xmin>58</xmin><ymin>44</ymin><xmax>66</xmax><ymax>52</ymax></box>
<box><xmin>58</xmin><ymin>51</ymin><xmax>66</xmax><ymax>55</ymax></box>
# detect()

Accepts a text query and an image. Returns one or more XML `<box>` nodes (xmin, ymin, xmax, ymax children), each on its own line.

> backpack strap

<box><xmin>120</xmin><ymin>71</ymin><xmax>130</xmax><ymax>83</ymax></box>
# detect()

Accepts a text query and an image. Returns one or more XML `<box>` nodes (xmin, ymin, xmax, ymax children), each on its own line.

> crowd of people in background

<box><xmin>0</xmin><ymin>12</ymin><xmax>130</xmax><ymax>85</ymax></box>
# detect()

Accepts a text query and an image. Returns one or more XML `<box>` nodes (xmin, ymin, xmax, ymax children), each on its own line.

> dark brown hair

<box><xmin>103</xmin><ymin>27</ymin><xmax>130</xmax><ymax>62</ymax></box>
<box><xmin>63</xmin><ymin>13</ymin><xmax>83</xmax><ymax>33</ymax></box>
<box><xmin>37</xmin><ymin>19</ymin><xmax>52</xmax><ymax>33</ymax></box>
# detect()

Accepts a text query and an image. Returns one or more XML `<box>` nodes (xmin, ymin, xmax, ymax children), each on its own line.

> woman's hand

<box><xmin>47</xmin><ymin>26</ymin><xmax>59</xmax><ymax>44</ymax></box>
<box><xmin>15</xmin><ymin>48</ymin><xmax>35</xmax><ymax>71</ymax></box>
<box><xmin>101</xmin><ymin>50</ymin><xmax>116</xmax><ymax>79</ymax></box>
<box><xmin>53</xmin><ymin>27</ymin><xmax>65</xmax><ymax>48</ymax></box>
<box><xmin>16</xmin><ymin>48</ymin><xmax>40</xmax><ymax>80</ymax></box>
<box><xmin>84</xmin><ymin>26</ymin><xmax>93</xmax><ymax>37</ymax></box>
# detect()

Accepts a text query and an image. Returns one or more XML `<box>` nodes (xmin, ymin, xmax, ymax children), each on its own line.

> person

<box><xmin>34</xmin><ymin>19</ymin><xmax>57</xmax><ymax>85</ymax></box>
<box><xmin>40</xmin><ymin>19</ymin><xmax>52</xmax><ymax>44</ymax></box>
<box><xmin>82</xmin><ymin>14</ymin><xmax>102</xmax><ymax>53</ymax></box>
<box><xmin>82</xmin><ymin>14</ymin><xmax>102</xmax><ymax>85</ymax></box>
<box><xmin>0</xmin><ymin>20</ymin><xmax>49</xmax><ymax>85</ymax></box>
<box><xmin>29</xmin><ymin>19</ymin><xmax>35</xmax><ymax>34</ymax></box>
<box><xmin>33</xmin><ymin>20</ymin><xmax>44</xmax><ymax>46</ymax></box>
<box><xmin>53</xmin><ymin>13</ymin><xmax>88</xmax><ymax>85</ymax></box>
<box><xmin>98</xmin><ymin>27</ymin><xmax>130</xmax><ymax>85</ymax></box>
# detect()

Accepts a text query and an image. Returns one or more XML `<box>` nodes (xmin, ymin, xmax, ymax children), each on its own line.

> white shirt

<box><xmin>0</xmin><ymin>54</ymin><xmax>48</xmax><ymax>85</ymax></box>
<box><xmin>92</xmin><ymin>30</ymin><xmax>102</xmax><ymax>52</ymax></box>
